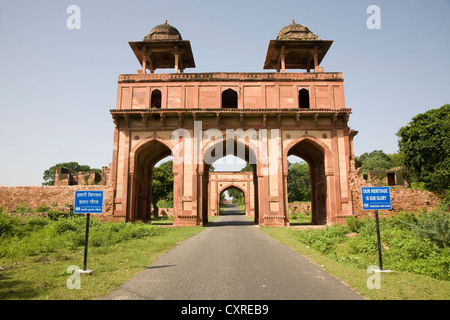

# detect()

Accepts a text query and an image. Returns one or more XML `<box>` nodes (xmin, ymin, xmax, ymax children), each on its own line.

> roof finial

<box><xmin>164</xmin><ymin>20</ymin><xmax>168</xmax><ymax>25</ymax></box>
<box><xmin>292</xmin><ymin>19</ymin><xmax>295</xmax><ymax>24</ymax></box>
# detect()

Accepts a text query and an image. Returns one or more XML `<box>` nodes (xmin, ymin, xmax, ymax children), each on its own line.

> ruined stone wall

<box><xmin>0</xmin><ymin>186</ymin><xmax>113</xmax><ymax>219</ymax></box>
<box><xmin>288</xmin><ymin>202</ymin><xmax>311</xmax><ymax>215</ymax></box>
<box><xmin>350</xmin><ymin>168</ymin><xmax>440</xmax><ymax>218</ymax></box>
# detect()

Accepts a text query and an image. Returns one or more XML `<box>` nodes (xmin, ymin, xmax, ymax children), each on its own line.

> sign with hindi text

<box><xmin>74</xmin><ymin>191</ymin><xmax>104</xmax><ymax>214</ymax></box>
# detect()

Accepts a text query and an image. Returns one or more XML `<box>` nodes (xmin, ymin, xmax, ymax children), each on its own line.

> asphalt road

<box><xmin>103</xmin><ymin>204</ymin><xmax>362</xmax><ymax>300</ymax></box>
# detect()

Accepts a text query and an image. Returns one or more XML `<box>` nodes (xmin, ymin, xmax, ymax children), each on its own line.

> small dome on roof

<box><xmin>144</xmin><ymin>20</ymin><xmax>182</xmax><ymax>41</ymax></box>
<box><xmin>277</xmin><ymin>20</ymin><xmax>318</xmax><ymax>40</ymax></box>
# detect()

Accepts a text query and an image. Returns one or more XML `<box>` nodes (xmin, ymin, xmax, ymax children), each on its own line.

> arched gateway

<box><xmin>109</xmin><ymin>20</ymin><xmax>358</xmax><ymax>226</ymax></box>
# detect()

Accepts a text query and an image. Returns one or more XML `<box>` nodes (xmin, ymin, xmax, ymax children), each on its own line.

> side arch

<box><xmin>283</xmin><ymin>136</ymin><xmax>335</xmax><ymax>225</ymax></box>
<box><xmin>128</xmin><ymin>137</ymin><xmax>174</xmax><ymax>222</ymax></box>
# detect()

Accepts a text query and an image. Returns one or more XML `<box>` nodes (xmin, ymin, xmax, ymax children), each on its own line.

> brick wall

<box><xmin>0</xmin><ymin>186</ymin><xmax>113</xmax><ymax>218</ymax></box>
<box><xmin>349</xmin><ymin>169</ymin><xmax>440</xmax><ymax>218</ymax></box>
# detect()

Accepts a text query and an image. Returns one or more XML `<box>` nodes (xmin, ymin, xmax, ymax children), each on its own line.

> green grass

<box><xmin>0</xmin><ymin>213</ymin><xmax>204</xmax><ymax>299</ymax></box>
<box><xmin>260</xmin><ymin>220</ymin><xmax>450</xmax><ymax>300</ymax></box>
<box><xmin>150</xmin><ymin>215</ymin><xmax>173</xmax><ymax>225</ymax></box>
<box><xmin>288</xmin><ymin>212</ymin><xmax>312</xmax><ymax>225</ymax></box>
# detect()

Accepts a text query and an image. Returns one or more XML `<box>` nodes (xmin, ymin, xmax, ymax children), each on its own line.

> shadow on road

<box><xmin>207</xmin><ymin>204</ymin><xmax>254</xmax><ymax>227</ymax></box>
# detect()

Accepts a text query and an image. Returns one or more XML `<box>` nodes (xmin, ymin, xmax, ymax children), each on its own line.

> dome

<box><xmin>144</xmin><ymin>20</ymin><xmax>182</xmax><ymax>41</ymax></box>
<box><xmin>276</xmin><ymin>20</ymin><xmax>318</xmax><ymax>40</ymax></box>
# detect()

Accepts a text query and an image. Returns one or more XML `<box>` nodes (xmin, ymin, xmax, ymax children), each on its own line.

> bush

<box><xmin>0</xmin><ymin>213</ymin><xmax>19</xmax><ymax>236</ymax></box>
<box><xmin>12</xmin><ymin>202</ymin><xmax>32</xmax><ymax>213</ymax></box>
<box><xmin>345</xmin><ymin>216</ymin><xmax>364</xmax><ymax>233</ymax></box>
<box><xmin>297</xmin><ymin>224</ymin><xmax>349</xmax><ymax>256</ymax></box>
<box><xmin>34</xmin><ymin>204</ymin><xmax>49</xmax><ymax>213</ymax></box>
<box><xmin>414</xmin><ymin>209</ymin><xmax>449</xmax><ymax>248</ymax></box>
<box><xmin>295</xmin><ymin>207</ymin><xmax>450</xmax><ymax>280</ymax></box>
<box><xmin>0</xmin><ymin>214</ymin><xmax>166</xmax><ymax>258</ymax></box>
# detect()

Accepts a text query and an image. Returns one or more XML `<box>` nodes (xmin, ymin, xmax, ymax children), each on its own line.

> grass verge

<box><xmin>260</xmin><ymin>227</ymin><xmax>450</xmax><ymax>300</ymax></box>
<box><xmin>0</xmin><ymin>214</ymin><xmax>204</xmax><ymax>300</ymax></box>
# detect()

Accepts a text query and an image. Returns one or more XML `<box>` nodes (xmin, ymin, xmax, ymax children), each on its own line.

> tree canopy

<box><xmin>287</xmin><ymin>161</ymin><xmax>311</xmax><ymax>202</ymax></box>
<box><xmin>226</xmin><ymin>187</ymin><xmax>245</xmax><ymax>205</ymax></box>
<box><xmin>396</xmin><ymin>104</ymin><xmax>449</xmax><ymax>191</ymax></box>
<box><xmin>355</xmin><ymin>150</ymin><xmax>401</xmax><ymax>174</ymax></box>
<box><xmin>152</xmin><ymin>160</ymin><xmax>174</xmax><ymax>216</ymax></box>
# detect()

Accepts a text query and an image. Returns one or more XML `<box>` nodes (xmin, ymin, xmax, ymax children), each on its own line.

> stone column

<box><xmin>313</xmin><ymin>45</ymin><xmax>319</xmax><ymax>72</ymax></box>
<box><xmin>173</xmin><ymin>46</ymin><xmax>179</xmax><ymax>73</ymax></box>
<box><xmin>141</xmin><ymin>48</ymin><xmax>147</xmax><ymax>73</ymax></box>
<box><xmin>281</xmin><ymin>45</ymin><xmax>286</xmax><ymax>73</ymax></box>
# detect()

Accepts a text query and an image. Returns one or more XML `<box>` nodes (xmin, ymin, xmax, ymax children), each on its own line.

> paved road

<box><xmin>103</xmin><ymin>204</ymin><xmax>362</xmax><ymax>300</ymax></box>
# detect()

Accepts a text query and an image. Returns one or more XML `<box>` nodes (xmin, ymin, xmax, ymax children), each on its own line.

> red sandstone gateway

<box><xmin>109</xmin><ymin>20</ymin><xmax>357</xmax><ymax>226</ymax></box>
<box><xmin>0</xmin><ymin>22</ymin><xmax>439</xmax><ymax>225</ymax></box>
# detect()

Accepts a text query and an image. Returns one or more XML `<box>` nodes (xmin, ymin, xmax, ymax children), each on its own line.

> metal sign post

<box><xmin>83</xmin><ymin>213</ymin><xmax>91</xmax><ymax>272</ymax></box>
<box><xmin>374</xmin><ymin>210</ymin><xmax>383</xmax><ymax>270</ymax></box>
<box><xmin>74</xmin><ymin>191</ymin><xmax>104</xmax><ymax>273</ymax></box>
<box><xmin>361</xmin><ymin>187</ymin><xmax>391</xmax><ymax>271</ymax></box>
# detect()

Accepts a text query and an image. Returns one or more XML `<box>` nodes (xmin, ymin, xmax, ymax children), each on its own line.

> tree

<box><xmin>227</xmin><ymin>187</ymin><xmax>245</xmax><ymax>206</ymax></box>
<box><xmin>240</xmin><ymin>162</ymin><xmax>254</xmax><ymax>172</ymax></box>
<box><xmin>355</xmin><ymin>150</ymin><xmax>399</xmax><ymax>174</ymax></box>
<box><xmin>151</xmin><ymin>161</ymin><xmax>174</xmax><ymax>217</ymax></box>
<box><xmin>42</xmin><ymin>162</ymin><xmax>100</xmax><ymax>186</ymax></box>
<box><xmin>287</xmin><ymin>161</ymin><xmax>311</xmax><ymax>202</ymax></box>
<box><xmin>397</xmin><ymin>104</ymin><xmax>450</xmax><ymax>191</ymax></box>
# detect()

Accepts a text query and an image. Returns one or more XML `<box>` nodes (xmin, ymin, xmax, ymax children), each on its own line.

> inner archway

<box><xmin>286</xmin><ymin>138</ymin><xmax>328</xmax><ymax>225</ymax></box>
<box><xmin>202</xmin><ymin>138</ymin><xmax>259</xmax><ymax>226</ymax></box>
<box><xmin>219</xmin><ymin>186</ymin><xmax>246</xmax><ymax>215</ymax></box>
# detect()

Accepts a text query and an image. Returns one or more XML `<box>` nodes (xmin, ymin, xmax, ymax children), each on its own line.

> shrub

<box><xmin>414</xmin><ymin>209</ymin><xmax>450</xmax><ymax>248</ymax></box>
<box><xmin>346</xmin><ymin>216</ymin><xmax>364</xmax><ymax>233</ymax></box>
<box><xmin>12</xmin><ymin>202</ymin><xmax>32</xmax><ymax>213</ymax></box>
<box><xmin>34</xmin><ymin>204</ymin><xmax>49</xmax><ymax>213</ymax></box>
<box><xmin>0</xmin><ymin>214</ymin><xmax>166</xmax><ymax>258</ymax></box>
<box><xmin>297</xmin><ymin>224</ymin><xmax>349</xmax><ymax>256</ymax></box>
<box><xmin>295</xmin><ymin>208</ymin><xmax>450</xmax><ymax>280</ymax></box>
<box><xmin>0</xmin><ymin>213</ymin><xmax>18</xmax><ymax>236</ymax></box>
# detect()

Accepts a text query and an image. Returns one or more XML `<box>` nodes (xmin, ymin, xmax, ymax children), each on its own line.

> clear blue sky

<box><xmin>0</xmin><ymin>0</ymin><xmax>449</xmax><ymax>186</ymax></box>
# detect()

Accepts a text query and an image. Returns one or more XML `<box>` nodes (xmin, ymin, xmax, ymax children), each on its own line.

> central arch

<box><xmin>201</xmin><ymin>137</ymin><xmax>259</xmax><ymax>226</ymax></box>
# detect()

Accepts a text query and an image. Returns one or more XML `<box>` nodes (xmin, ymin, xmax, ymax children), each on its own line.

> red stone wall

<box><xmin>0</xmin><ymin>186</ymin><xmax>113</xmax><ymax>219</ymax></box>
<box><xmin>349</xmin><ymin>169</ymin><xmax>440</xmax><ymax>218</ymax></box>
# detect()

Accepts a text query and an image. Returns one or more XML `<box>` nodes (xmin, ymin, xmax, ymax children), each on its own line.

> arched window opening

<box><xmin>299</xmin><ymin>89</ymin><xmax>310</xmax><ymax>109</ymax></box>
<box><xmin>151</xmin><ymin>89</ymin><xmax>162</xmax><ymax>109</ymax></box>
<box><xmin>222</xmin><ymin>89</ymin><xmax>238</xmax><ymax>108</ymax></box>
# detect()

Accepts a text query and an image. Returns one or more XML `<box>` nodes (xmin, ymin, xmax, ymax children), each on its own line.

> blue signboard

<box><xmin>361</xmin><ymin>187</ymin><xmax>391</xmax><ymax>210</ymax></box>
<box><xmin>74</xmin><ymin>191</ymin><xmax>104</xmax><ymax>214</ymax></box>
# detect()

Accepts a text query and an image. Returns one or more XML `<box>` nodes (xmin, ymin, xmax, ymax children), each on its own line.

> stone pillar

<box><xmin>142</xmin><ymin>48</ymin><xmax>147</xmax><ymax>73</ymax></box>
<box><xmin>173</xmin><ymin>46</ymin><xmax>179</xmax><ymax>73</ymax></box>
<box><xmin>313</xmin><ymin>45</ymin><xmax>319</xmax><ymax>72</ymax></box>
<box><xmin>281</xmin><ymin>45</ymin><xmax>286</xmax><ymax>73</ymax></box>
